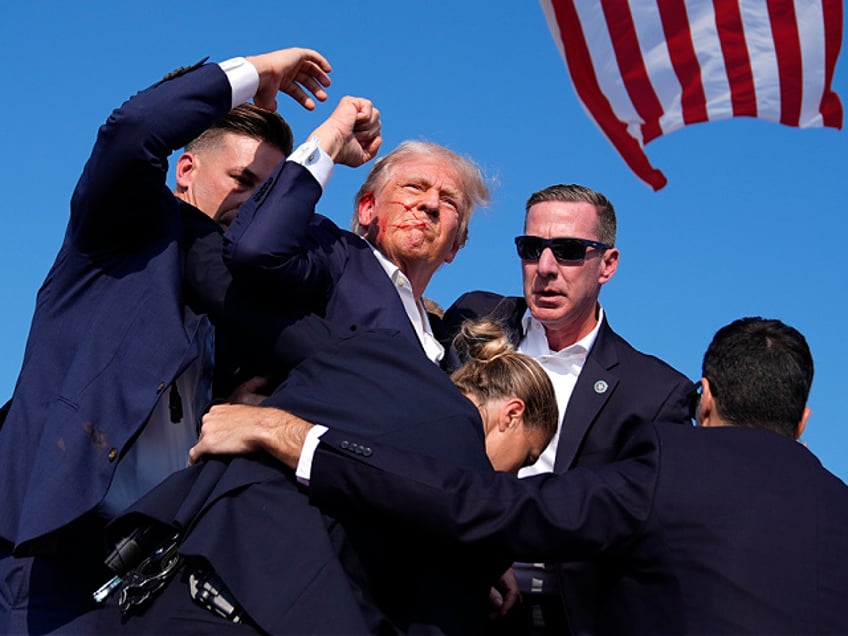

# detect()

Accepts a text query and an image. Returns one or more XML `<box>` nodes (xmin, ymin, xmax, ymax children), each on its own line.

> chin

<box><xmin>530</xmin><ymin>301</ymin><xmax>566</xmax><ymax>319</ymax></box>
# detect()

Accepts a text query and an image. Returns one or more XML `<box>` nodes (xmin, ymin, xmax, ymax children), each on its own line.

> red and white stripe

<box><xmin>540</xmin><ymin>0</ymin><xmax>843</xmax><ymax>190</ymax></box>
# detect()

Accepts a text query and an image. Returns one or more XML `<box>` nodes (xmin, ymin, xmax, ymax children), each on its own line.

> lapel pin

<box><xmin>593</xmin><ymin>380</ymin><xmax>609</xmax><ymax>394</ymax></box>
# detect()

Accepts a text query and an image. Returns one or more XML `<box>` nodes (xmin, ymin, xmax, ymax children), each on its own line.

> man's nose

<box><xmin>537</xmin><ymin>246</ymin><xmax>560</xmax><ymax>275</ymax></box>
<box><xmin>416</xmin><ymin>188</ymin><xmax>441</xmax><ymax>214</ymax></box>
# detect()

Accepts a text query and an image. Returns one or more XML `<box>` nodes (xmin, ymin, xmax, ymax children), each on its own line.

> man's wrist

<box><xmin>219</xmin><ymin>57</ymin><xmax>260</xmax><ymax>109</ymax></box>
<box><xmin>287</xmin><ymin>137</ymin><xmax>334</xmax><ymax>188</ymax></box>
<box><xmin>296</xmin><ymin>424</ymin><xmax>328</xmax><ymax>484</ymax></box>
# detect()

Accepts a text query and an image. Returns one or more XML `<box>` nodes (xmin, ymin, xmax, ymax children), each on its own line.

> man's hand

<box><xmin>310</xmin><ymin>96</ymin><xmax>382</xmax><ymax>168</ymax></box>
<box><xmin>246</xmin><ymin>48</ymin><xmax>332</xmax><ymax>112</ymax></box>
<box><xmin>189</xmin><ymin>404</ymin><xmax>313</xmax><ymax>469</ymax></box>
<box><xmin>226</xmin><ymin>375</ymin><xmax>272</xmax><ymax>406</ymax></box>
<box><xmin>488</xmin><ymin>568</ymin><xmax>520</xmax><ymax>619</ymax></box>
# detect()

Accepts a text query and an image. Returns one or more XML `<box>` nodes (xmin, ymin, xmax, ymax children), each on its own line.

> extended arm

<box><xmin>307</xmin><ymin>426</ymin><xmax>657</xmax><ymax>563</ymax></box>
<box><xmin>223</xmin><ymin>97</ymin><xmax>381</xmax><ymax>289</ymax></box>
<box><xmin>190</xmin><ymin>405</ymin><xmax>658</xmax><ymax>565</ymax></box>
<box><xmin>70</xmin><ymin>48</ymin><xmax>332</xmax><ymax>253</ymax></box>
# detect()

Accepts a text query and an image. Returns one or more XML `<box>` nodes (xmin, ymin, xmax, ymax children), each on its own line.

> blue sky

<box><xmin>2</xmin><ymin>1</ymin><xmax>846</xmax><ymax>481</ymax></box>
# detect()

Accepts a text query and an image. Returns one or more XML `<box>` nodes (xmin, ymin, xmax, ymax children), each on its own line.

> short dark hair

<box><xmin>185</xmin><ymin>103</ymin><xmax>293</xmax><ymax>156</ymax></box>
<box><xmin>702</xmin><ymin>317</ymin><xmax>813</xmax><ymax>438</ymax></box>
<box><xmin>525</xmin><ymin>184</ymin><xmax>617</xmax><ymax>246</ymax></box>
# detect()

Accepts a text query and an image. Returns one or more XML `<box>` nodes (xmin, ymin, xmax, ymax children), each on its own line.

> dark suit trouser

<box><xmin>485</xmin><ymin>593</ymin><xmax>568</xmax><ymax>636</ymax></box>
<box><xmin>92</xmin><ymin>565</ymin><xmax>261</xmax><ymax>635</ymax></box>
<box><xmin>0</xmin><ymin>530</ymin><xmax>109</xmax><ymax>635</ymax></box>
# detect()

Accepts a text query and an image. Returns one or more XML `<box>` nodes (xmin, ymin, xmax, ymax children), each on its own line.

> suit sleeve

<box><xmin>223</xmin><ymin>160</ymin><xmax>342</xmax><ymax>298</ymax></box>
<box><xmin>652</xmin><ymin>374</ymin><xmax>696</xmax><ymax>427</ymax></box>
<box><xmin>69</xmin><ymin>62</ymin><xmax>232</xmax><ymax>252</ymax></box>
<box><xmin>308</xmin><ymin>424</ymin><xmax>659</xmax><ymax>563</ymax></box>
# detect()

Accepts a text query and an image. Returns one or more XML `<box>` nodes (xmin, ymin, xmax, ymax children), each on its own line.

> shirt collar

<box><xmin>520</xmin><ymin>305</ymin><xmax>604</xmax><ymax>360</ymax></box>
<box><xmin>371</xmin><ymin>244</ymin><xmax>409</xmax><ymax>287</ymax></box>
<box><xmin>369</xmin><ymin>245</ymin><xmax>444</xmax><ymax>362</ymax></box>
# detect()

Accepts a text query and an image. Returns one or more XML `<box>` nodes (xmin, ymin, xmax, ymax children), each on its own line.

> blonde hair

<box><xmin>351</xmin><ymin>140</ymin><xmax>489</xmax><ymax>249</ymax></box>
<box><xmin>451</xmin><ymin>320</ymin><xmax>558</xmax><ymax>442</ymax></box>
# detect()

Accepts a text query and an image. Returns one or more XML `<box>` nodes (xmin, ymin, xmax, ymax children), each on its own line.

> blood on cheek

<box><xmin>386</xmin><ymin>200</ymin><xmax>428</xmax><ymax>230</ymax></box>
<box><xmin>390</xmin><ymin>200</ymin><xmax>414</xmax><ymax>212</ymax></box>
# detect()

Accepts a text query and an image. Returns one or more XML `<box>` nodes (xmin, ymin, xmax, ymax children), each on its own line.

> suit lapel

<box><xmin>553</xmin><ymin>319</ymin><xmax>620</xmax><ymax>472</ymax></box>
<box><xmin>353</xmin><ymin>245</ymin><xmax>422</xmax><ymax>347</ymax></box>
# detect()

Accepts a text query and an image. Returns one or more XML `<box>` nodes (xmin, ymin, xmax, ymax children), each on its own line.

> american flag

<box><xmin>540</xmin><ymin>0</ymin><xmax>843</xmax><ymax>190</ymax></box>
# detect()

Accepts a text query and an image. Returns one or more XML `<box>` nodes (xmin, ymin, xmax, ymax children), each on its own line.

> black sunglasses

<box><xmin>515</xmin><ymin>235</ymin><xmax>611</xmax><ymax>263</ymax></box>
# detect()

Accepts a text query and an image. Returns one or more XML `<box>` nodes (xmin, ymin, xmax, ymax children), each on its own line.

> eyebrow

<box><xmin>441</xmin><ymin>185</ymin><xmax>461</xmax><ymax>199</ymax></box>
<box><xmin>235</xmin><ymin>167</ymin><xmax>261</xmax><ymax>183</ymax></box>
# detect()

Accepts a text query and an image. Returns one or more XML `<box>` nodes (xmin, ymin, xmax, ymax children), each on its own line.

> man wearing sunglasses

<box><xmin>443</xmin><ymin>183</ymin><xmax>694</xmax><ymax>634</ymax></box>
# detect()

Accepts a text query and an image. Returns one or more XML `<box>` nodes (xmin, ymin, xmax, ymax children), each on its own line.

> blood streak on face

<box><xmin>357</xmin><ymin>157</ymin><xmax>464</xmax><ymax>273</ymax></box>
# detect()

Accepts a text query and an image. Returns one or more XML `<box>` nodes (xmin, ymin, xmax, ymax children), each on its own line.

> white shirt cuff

<box><xmin>219</xmin><ymin>57</ymin><xmax>259</xmax><ymax>109</ymax></box>
<box><xmin>296</xmin><ymin>424</ymin><xmax>329</xmax><ymax>485</ymax></box>
<box><xmin>287</xmin><ymin>137</ymin><xmax>334</xmax><ymax>189</ymax></box>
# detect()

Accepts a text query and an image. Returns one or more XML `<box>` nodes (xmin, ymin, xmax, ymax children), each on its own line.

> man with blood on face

<box><xmin>225</xmin><ymin>138</ymin><xmax>489</xmax><ymax>370</ymax></box>
<box><xmin>354</xmin><ymin>149</ymin><xmax>468</xmax><ymax>298</ymax></box>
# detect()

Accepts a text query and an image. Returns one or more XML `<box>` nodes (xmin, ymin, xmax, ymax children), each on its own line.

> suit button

<box><xmin>340</xmin><ymin>440</ymin><xmax>350</xmax><ymax>450</ymax></box>
<box><xmin>107</xmin><ymin>448</ymin><xmax>118</xmax><ymax>462</ymax></box>
<box><xmin>156</xmin><ymin>382</ymin><xmax>165</xmax><ymax>393</ymax></box>
<box><xmin>363</xmin><ymin>447</ymin><xmax>372</xmax><ymax>457</ymax></box>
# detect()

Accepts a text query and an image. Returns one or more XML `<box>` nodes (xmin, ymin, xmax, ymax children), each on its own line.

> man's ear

<box><xmin>357</xmin><ymin>193</ymin><xmax>376</xmax><ymax>228</ymax></box>
<box><xmin>598</xmin><ymin>247</ymin><xmax>620</xmax><ymax>285</ymax></box>
<box><xmin>795</xmin><ymin>406</ymin><xmax>811</xmax><ymax>440</ymax></box>
<box><xmin>175</xmin><ymin>152</ymin><xmax>196</xmax><ymax>191</ymax></box>
<box><xmin>698</xmin><ymin>378</ymin><xmax>719</xmax><ymax>428</ymax></box>
<box><xmin>443</xmin><ymin>241</ymin><xmax>461</xmax><ymax>264</ymax></box>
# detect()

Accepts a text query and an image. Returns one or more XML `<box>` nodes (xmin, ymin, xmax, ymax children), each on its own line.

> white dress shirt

<box><xmin>516</xmin><ymin>309</ymin><xmax>602</xmax><ymax>477</ymax></box>
<box><xmin>512</xmin><ymin>307</ymin><xmax>603</xmax><ymax>594</ymax></box>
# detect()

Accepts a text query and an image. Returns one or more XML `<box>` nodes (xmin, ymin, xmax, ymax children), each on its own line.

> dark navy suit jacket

<box><xmin>308</xmin><ymin>422</ymin><xmax>848</xmax><ymax>634</ymax></box>
<box><xmin>0</xmin><ymin>61</ymin><xmax>235</xmax><ymax>553</ymax></box>
<box><xmin>113</xmin><ymin>317</ymin><xmax>498</xmax><ymax>635</ymax></box>
<box><xmin>224</xmin><ymin>164</ymin><xmax>460</xmax><ymax>370</ymax></box>
<box><xmin>443</xmin><ymin>292</ymin><xmax>694</xmax><ymax>631</ymax></box>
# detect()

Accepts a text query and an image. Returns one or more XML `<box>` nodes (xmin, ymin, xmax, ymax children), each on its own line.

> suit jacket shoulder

<box><xmin>556</xmin><ymin>318</ymin><xmax>694</xmax><ymax>471</ymax></box>
<box><xmin>72</xmin><ymin>62</ymin><xmax>231</xmax><ymax>252</ymax></box>
<box><xmin>645</xmin><ymin>424</ymin><xmax>848</xmax><ymax>633</ymax></box>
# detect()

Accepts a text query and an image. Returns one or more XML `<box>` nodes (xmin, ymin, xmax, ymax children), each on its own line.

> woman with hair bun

<box><xmin>452</xmin><ymin>320</ymin><xmax>558</xmax><ymax>473</ymax></box>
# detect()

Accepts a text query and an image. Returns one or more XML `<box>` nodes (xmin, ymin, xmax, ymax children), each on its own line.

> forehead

<box><xmin>209</xmin><ymin>131</ymin><xmax>262</xmax><ymax>155</ymax></box>
<box><xmin>204</xmin><ymin>132</ymin><xmax>284</xmax><ymax>173</ymax></box>
<box><xmin>382</xmin><ymin>156</ymin><xmax>462</xmax><ymax>192</ymax></box>
<box><xmin>205</xmin><ymin>132</ymin><xmax>275</xmax><ymax>162</ymax></box>
<box><xmin>525</xmin><ymin>200</ymin><xmax>599</xmax><ymax>238</ymax></box>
